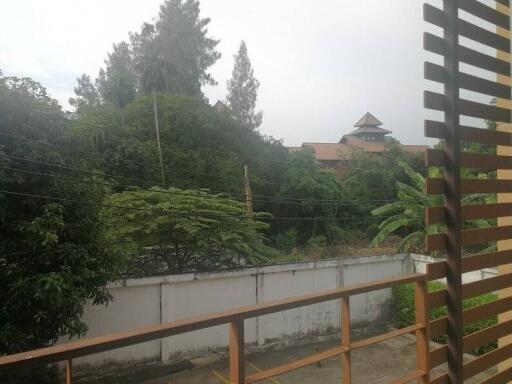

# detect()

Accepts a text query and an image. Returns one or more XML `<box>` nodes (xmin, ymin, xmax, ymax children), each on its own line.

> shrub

<box><xmin>274</xmin><ymin>228</ymin><xmax>299</xmax><ymax>252</ymax></box>
<box><xmin>393</xmin><ymin>282</ymin><xmax>497</xmax><ymax>355</ymax></box>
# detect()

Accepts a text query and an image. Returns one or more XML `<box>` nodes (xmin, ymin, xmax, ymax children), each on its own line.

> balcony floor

<box><xmin>140</xmin><ymin>334</ymin><xmax>495</xmax><ymax>384</ymax></box>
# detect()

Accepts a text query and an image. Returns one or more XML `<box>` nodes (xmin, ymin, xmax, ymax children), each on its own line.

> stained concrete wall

<box><xmin>73</xmin><ymin>254</ymin><xmax>411</xmax><ymax>366</ymax></box>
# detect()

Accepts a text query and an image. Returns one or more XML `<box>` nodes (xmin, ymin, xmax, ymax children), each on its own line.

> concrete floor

<box><xmin>140</xmin><ymin>334</ymin><xmax>495</xmax><ymax>384</ymax></box>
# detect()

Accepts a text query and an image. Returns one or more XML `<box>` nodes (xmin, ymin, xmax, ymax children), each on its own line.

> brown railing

<box><xmin>0</xmin><ymin>273</ymin><xmax>429</xmax><ymax>384</ymax></box>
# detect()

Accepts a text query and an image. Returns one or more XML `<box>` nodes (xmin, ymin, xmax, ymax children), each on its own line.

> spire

<box><xmin>354</xmin><ymin>112</ymin><xmax>383</xmax><ymax>127</ymax></box>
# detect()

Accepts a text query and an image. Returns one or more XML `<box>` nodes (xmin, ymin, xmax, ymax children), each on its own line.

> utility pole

<box><xmin>243</xmin><ymin>165</ymin><xmax>253</xmax><ymax>217</ymax></box>
<box><xmin>153</xmin><ymin>92</ymin><xmax>166</xmax><ymax>186</ymax></box>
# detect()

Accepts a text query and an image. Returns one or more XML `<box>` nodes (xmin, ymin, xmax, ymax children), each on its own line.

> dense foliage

<box><xmin>104</xmin><ymin>187</ymin><xmax>275</xmax><ymax>274</ymax></box>
<box><xmin>0</xmin><ymin>74</ymin><xmax>121</xmax><ymax>382</ymax></box>
<box><xmin>371</xmin><ymin>162</ymin><xmax>443</xmax><ymax>252</ymax></box>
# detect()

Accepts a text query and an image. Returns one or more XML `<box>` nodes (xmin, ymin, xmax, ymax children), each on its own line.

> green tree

<box><xmin>370</xmin><ymin>162</ymin><xmax>442</xmax><ymax>252</ymax></box>
<box><xmin>104</xmin><ymin>187</ymin><xmax>274</xmax><ymax>274</ymax></box>
<box><xmin>271</xmin><ymin>149</ymin><xmax>345</xmax><ymax>245</ymax></box>
<box><xmin>96</xmin><ymin>42</ymin><xmax>137</xmax><ymax>109</ymax></box>
<box><xmin>69</xmin><ymin>74</ymin><xmax>100</xmax><ymax>108</ymax></box>
<box><xmin>130</xmin><ymin>0</ymin><xmax>220</xmax><ymax>94</ymax></box>
<box><xmin>226</xmin><ymin>41</ymin><xmax>262</xmax><ymax>130</ymax></box>
<box><xmin>370</xmin><ymin>162</ymin><xmax>494</xmax><ymax>253</ymax></box>
<box><xmin>0</xmin><ymin>74</ymin><xmax>121</xmax><ymax>367</ymax></box>
<box><xmin>340</xmin><ymin>143</ymin><xmax>426</xmax><ymax>235</ymax></box>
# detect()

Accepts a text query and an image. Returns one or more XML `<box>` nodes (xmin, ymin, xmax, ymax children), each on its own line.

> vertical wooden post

<box><xmin>153</xmin><ymin>92</ymin><xmax>166</xmax><ymax>186</ymax></box>
<box><xmin>341</xmin><ymin>296</ymin><xmax>351</xmax><ymax>384</ymax></box>
<box><xmin>243</xmin><ymin>165</ymin><xmax>253</xmax><ymax>217</ymax></box>
<box><xmin>229</xmin><ymin>319</ymin><xmax>245</xmax><ymax>384</ymax></box>
<box><xmin>66</xmin><ymin>359</ymin><xmax>72</xmax><ymax>384</ymax></box>
<box><xmin>443</xmin><ymin>0</ymin><xmax>463</xmax><ymax>382</ymax></box>
<box><xmin>415</xmin><ymin>281</ymin><xmax>430</xmax><ymax>384</ymax></box>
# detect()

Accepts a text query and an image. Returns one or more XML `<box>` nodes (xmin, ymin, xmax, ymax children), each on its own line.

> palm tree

<box><xmin>371</xmin><ymin>161</ymin><xmax>497</xmax><ymax>254</ymax></box>
<box><xmin>370</xmin><ymin>161</ymin><xmax>444</xmax><ymax>253</ymax></box>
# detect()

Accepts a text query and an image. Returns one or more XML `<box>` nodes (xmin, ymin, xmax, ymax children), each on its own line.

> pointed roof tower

<box><xmin>354</xmin><ymin>112</ymin><xmax>383</xmax><ymax>127</ymax></box>
<box><xmin>347</xmin><ymin>112</ymin><xmax>391</xmax><ymax>137</ymax></box>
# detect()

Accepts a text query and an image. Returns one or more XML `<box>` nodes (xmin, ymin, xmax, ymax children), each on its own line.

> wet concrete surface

<box><xmin>139</xmin><ymin>334</ymin><xmax>495</xmax><ymax>384</ymax></box>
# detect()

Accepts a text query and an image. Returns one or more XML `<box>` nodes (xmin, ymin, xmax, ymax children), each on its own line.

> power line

<box><xmin>1</xmin><ymin>166</ymin><xmax>402</xmax><ymax>207</ymax></box>
<box><xmin>0</xmin><ymin>189</ymin><xmax>403</xmax><ymax>223</ymax></box>
<box><xmin>0</xmin><ymin>189</ymin><xmax>247</xmax><ymax>219</ymax></box>
<box><xmin>0</xmin><ymin>153</ymin><xmax>403</xmax><ymax>205</ymax></box>
<box><xmin>1</xmin><ymin>127</ymin><xmax>426</xmax><ymax>193</ymax></box>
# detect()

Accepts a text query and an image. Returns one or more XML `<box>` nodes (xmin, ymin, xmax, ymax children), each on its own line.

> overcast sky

<box><xmin>0</xmin><ymin>0</ymin><xmax>497</xmax><ymax>146</ymax></box>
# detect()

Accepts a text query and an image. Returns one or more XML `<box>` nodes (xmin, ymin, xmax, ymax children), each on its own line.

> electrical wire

<box><xmin>0</xmin><ymin>189</ymin><xmax>403</xmax><ymax>222</ymax></box>
<box><xmin>0</xmin><ymin>153</ymin><xmax>403</xmax><ymax>205</ymax></box>
<box><xmin>3</xmin><ymin>165</ymin><xmax>402</xmax><ymax>207</ymax></box>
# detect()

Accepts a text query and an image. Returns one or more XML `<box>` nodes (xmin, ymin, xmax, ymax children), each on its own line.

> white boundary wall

<box><xmin>73</xmin><ymin>254</ymin><xmax>412</xmax><ymax>366</ymax></box>
<box><xmin>411</xmin><ymin>254</ymin><xmax>496</xmax><ymax>283</ymax></box>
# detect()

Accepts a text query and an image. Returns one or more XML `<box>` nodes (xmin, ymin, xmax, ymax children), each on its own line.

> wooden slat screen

<box><xmin>423</xmin><ymin>0</ymin><xmax>511</xmax><ymax>382</ymax></box>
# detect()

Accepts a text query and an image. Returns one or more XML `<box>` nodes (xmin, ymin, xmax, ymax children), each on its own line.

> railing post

<box><xmin>415</xmin><ymin>281</ymin><xmax>430</xmax><ymax>384</ymax></box>
<box><xmin>341</xmin><ymin>296</ymin><xmax>351</xmax><ymax>384</ymax></box>
<box><xmin>229</xmin><ymin>319</ymin><xmax>245</xmax><ymax>384</ymax></box>
<box><xmin>66</xmin><ymin>359</ymin><xmax>72</xmax><ymax>384</ymax></box>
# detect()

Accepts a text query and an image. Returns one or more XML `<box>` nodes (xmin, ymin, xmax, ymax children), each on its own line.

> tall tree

<box><xmin>96</xmin><ymin>42</ymin><xmax>137</xmax><ymax>109</ymax></box>
<box><xmin>226</xmin><ymin>41</ymin><xmax>262</xmax><ymax>130</ymax></box>
<box><xmin>69</xmin><ymin>74</ymin><xmax>100</xmax><ymax>108</ymax></box>
<box><xmin>130</xmin><ymin>0</ymin><xmax>220</xmax><ymax>95</ymax></box>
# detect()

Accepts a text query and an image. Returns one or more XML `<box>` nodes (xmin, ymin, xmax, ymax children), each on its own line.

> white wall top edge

<box><xmin>109</xmin><ymin>253</ymin><xmax>410</xmax><ymax>288</ymax></box>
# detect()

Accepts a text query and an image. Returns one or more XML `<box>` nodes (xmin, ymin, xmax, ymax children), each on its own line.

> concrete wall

<box><xmin>73</xmin><ymin>254</ymin><xmax>410</xmax><ymax>366</ymax></box>
<box><xmin>412</xmin><ymin>254</ymin><xmax>497</xmax><ymax>283</ymax></box>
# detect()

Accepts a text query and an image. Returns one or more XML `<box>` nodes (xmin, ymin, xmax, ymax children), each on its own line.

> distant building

<box><xmin>288</xmin><ymin>112</ymin><xmax>429</xmax><ymax>177</ymax></box>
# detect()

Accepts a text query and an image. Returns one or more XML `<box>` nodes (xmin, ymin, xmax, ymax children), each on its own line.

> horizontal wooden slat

<box><xmin>0</xmin><ymin>273</ymin><xmax>427</xmax><ymax>372</ymax></box>
<box><xmin>426</xmin><ymin>202</ymin><xmax>512</xmax><ymax>225</ymax></box>
<box><xmin>424</xmin><ymin>4</ymin><xmax>510</xmax><ymax>52</ymax></box>
<box><xmin>430</xmin><ymin>296</ymin><xmax>512</xmax><ymax>339</ymax></box>
<box><xmin>424</xmin><ymin>91</ymin><xmax>445</xmax><ymax>112</ymax></box>
<box><xmin>459</xmin><ymin>18</ymin><xmax>510</xmax><ymax>53</ymax></box>
<box><xmin>425</xmin><ymin>206</ymin><xmax>446</xmax><ymax>226</ymax></box>
<box><xmin>430</xmin><ymin>372</ymin><xmax>450</xmax><ymax>384</ymax></box>
<box><xmin>425</xmin><ymin>120</ymin><xmax>512</xmax><ymax>145</ymax></box>
<box><xmin>427</xmin><ymin>225</ymin><xmax>512</xmax><ymax>251</ymax></box>
<box><xmin>464</xmin><ymin>341</ymin><xmax>512</xmax><ymax>380</ymax></box>
<box><xmin>426</xmin><ymin>178</ymin><xmax>512</xmax><ymax>195</ymax></box>
<box><xmin>426</xmin><ymin>149</ymin><xmax>512</xmax><ymax>170</ymax></box>
<box><xmin>459</xmin><ymin>0</ymin><xmax>510</xmax><ymax>30</ymax></box>
<box><xmin>460</xmin><ymin>98</ymin><xmax>512</xmax><ymax>123</ymax></box>
<box><xmin>479</xmin><ymin>365</ymin><xmax>512</xmax><ymax>384</ymax></box>
<box><xmin>390</xmin><ymin>370</ymin><xmax>427</xmax><ymax>384</ymax></box>
<box><xmin>424</xmin><ymin>91</ymin><xmax>512</xmax><ymax>122</ymax></box>
<box><xmin>424</xmin><ymin>33</ymin><xmax>511</xmax><ymax>76</ymax></box>
<box><xmin>430</xmin><ymin>346</ymin><xmax>447</xmax><ymax>368</ymax></box>
<box><xmin>429</xmin><ymin>272</ymin><xmax>512</xmax><ymax>309</ymax></box>
<box><xmin>430</xmin><ymin>319</ymin><xmax>512</xmax><ymax>368</ymax></box>
<box><xmin>425</xmin><ymin>148</ymin><xmax>445</xmax><ymax>168</ymax></box>
<box><xmin>495</xmin><ymin>0</ymin><xmax>509</xmax><ymax>7</ymax></box>
<box><xmin>427</xmin><ymin>250</ymin><xmax>512</xmax><ymax>280</ymax></box>
<box><xmin>245</xmin><ymin>345</ymin><xmax>348</xmax><ymax>383</ymax></box>
<box><xmin>350</xmin><ymin>324</ymin><xmax>423</xmax><ymax>350</ymax></box>
<box><xmin>425</xmin><ymin>178</ymin><xmax>444</xmax><ymax>194</ymax></box>
<box><xmin>426</xmin><ymin>233</ymin><xmax>446</xmax><ymax>252</ymax></box>
<box><xmin>425</xmin><ymin>61</ymin><xmax>511</xmax><ymax>101</ymax></box>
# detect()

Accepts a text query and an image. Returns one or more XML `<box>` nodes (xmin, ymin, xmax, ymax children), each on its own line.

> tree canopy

<box><xmin>104</xmin><ymin>187</ymin><xmax>274</xmax><ymax>274</ymax></box>
<box><xmin>226</xmin><ymin>41</ymin><xmax>262</xmax><ymax>130</ymax></box>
